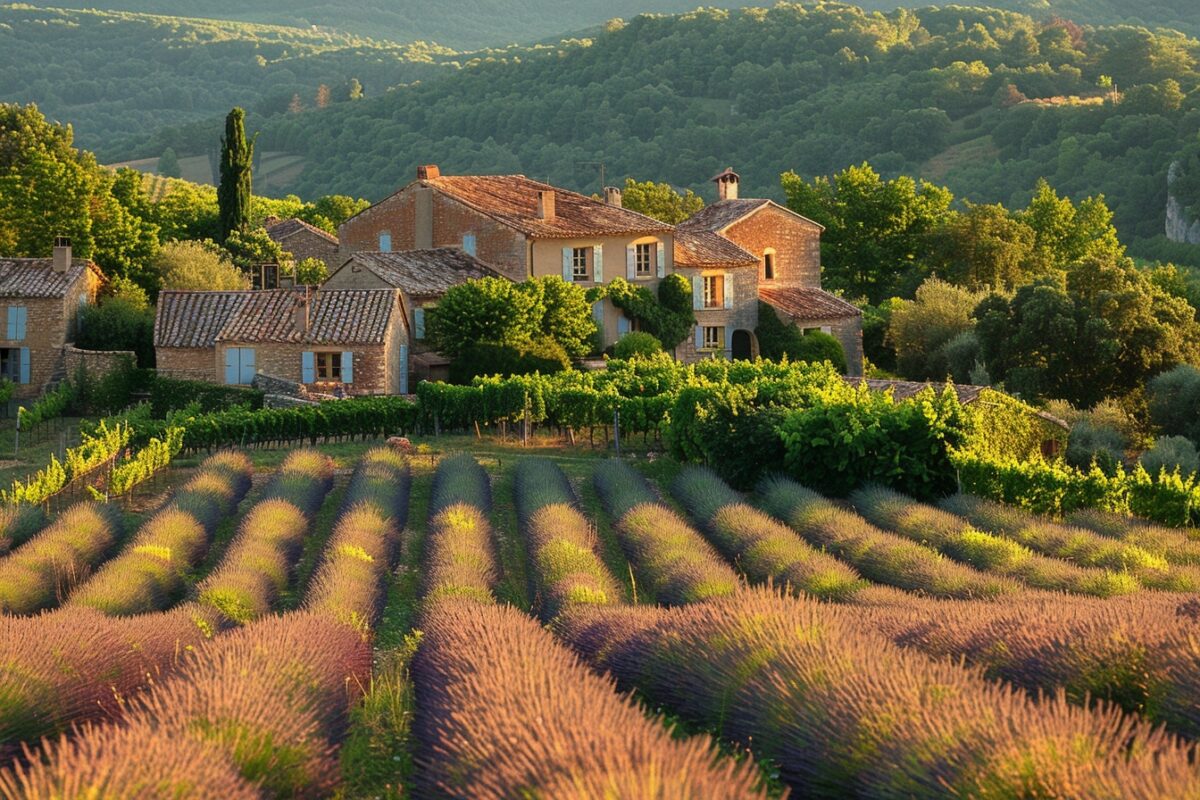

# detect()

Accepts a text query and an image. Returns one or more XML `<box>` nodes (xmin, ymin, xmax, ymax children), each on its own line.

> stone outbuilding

<box><xmin>323</xmin><ymin>248</ymin><xmax>501</xmax><ymax>383</ymax></box>
<box><xmin>0</xmin><ymin>240</ymin><xmax>103</xmax><ymax>399</ymax></box>
<box><xmin>154</xmin><ymin>287</ymin><xmax>410</xmax><ymax>395</ymax></box>
<box><xmin>265</xmin><ymin>217</ymin><xmax>341</xmax><ymax>273</ymax></box>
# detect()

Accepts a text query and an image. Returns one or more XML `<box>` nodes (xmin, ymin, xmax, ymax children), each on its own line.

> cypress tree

<box><xmin>217</xmin><ymin>107</ymin><xmax>254</xmax><ymax>243</ymax></box>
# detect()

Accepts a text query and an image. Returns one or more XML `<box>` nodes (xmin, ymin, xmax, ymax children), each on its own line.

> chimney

<box><xmin>603</xmin><ymin>186</ymin><xmax>623</xmax><ymax>208</ymax></box>
<box><xmin>52</xmin><ymin>236</ymin><xmax>71</xmax><ymax>273</ymax></box>
<box><xmin>712</xmin><ymin>167</ymin><xmax>740</xmax><ymax>201</ymax></box>
<box><xmin>417</xmin><ymin>164</ymin><xmax>441</xmax><ymax>180</ymax></box>
<box><xmin>294</xmin><ymin>289</ymin><xmax>311</xmax><ymax>335</ymax></box>
<box><xmin>537</xmin><ymin>190</ymin><xmax>556</xmax><ymax>220</ymax></box>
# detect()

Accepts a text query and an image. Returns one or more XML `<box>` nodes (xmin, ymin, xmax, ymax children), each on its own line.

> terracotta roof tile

<box><xmin>847</xmin><ymin>377</ymin><xmax>985</xmax><ymax>405</ymax></box>
<box><xmin>759</xmin><ymin>286</ymin><xmax>861</xmax><ymax>321</ymax></box>
<box><xmin>338</xmin><ymin>249</ymin><xmax>501</xmax><ymax>296</ymax></box>
<box><xmin>155</xmin><ymin>289</ymin><xmax>398</xmax><ymax>348</ymax></box>
<box><xmin>424</xmin><ymin>175</ymin><xmax>673</xmax><ymax>238</ymax></box>
<box><xmin>265</xmin><ymin>217</ymin><xmax>339</xmax><ymax>245</ymax></box>
<box><xmin>674</xmin><ymin>230</ymin><xmax>757</xmax><ymax>269</ymax></box>
<box><xmin>677</xmin><ymin>199</ymin><xmax>770</xmax><ymax>233</ymax></box>
<box><xmin>0</xmin><ymin>258</ymin><xmax>99</xmax><ymax>298</ymax></box>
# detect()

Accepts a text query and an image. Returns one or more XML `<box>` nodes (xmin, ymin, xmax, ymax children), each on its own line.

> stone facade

<box><xmin>61</xmin><ymin>345</ymin><xmax>136</xmax><ymax>382</ymax></box>
<box><xmin>218</xmin><ymin>339</ymin><xmax>398</xmax><ymax>396</ymax></box>
<box><xmin>266</xmin><ymin>218</ymin><xmax>342</xmax><ymax>272</ymax></box>
<box><xmin>721</xmin><ymin>203</ymin><xmax>823</xmax><ymax>289</ymax></box>
<box><xmin>674</xmin><ymin>265</ymin><xmax>760</xmax><ymax>361</ymax></box>
<box><xmin>155</xmin><ymin>347</ymin><xmax>217</xmax><ymax>381</ymax></box>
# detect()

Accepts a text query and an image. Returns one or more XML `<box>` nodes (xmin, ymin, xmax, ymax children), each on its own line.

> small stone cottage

<box><xmin>154</xmin><ymin>287</ymin><xmax>410</xmax><ymax>395</ymax></box>
<box><xmin>265</xmin><ymin>217</ymin><xmax>341</xmax><ymax>273</ymax></box>
<box><xmin>0</xmin><ymin>240</ymin><xmax>103</xmax><ymax>399</ymax></box>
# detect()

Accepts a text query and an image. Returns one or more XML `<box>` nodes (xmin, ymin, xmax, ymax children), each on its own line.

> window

<box><xmin>225</xmin><ymin>348</ymin><xmax>256</xmax><ymax>385</ymax></box>
<box><xmin>635</xmin><ymin>243</ymin><xmax>654</xmax><ymax>277</ymax></box>
<box><xmin>5</xmin><ymin>306</ymin><xmax>27</xmax><ymax>341</ymax></box>
<box><xmin>702</xmin><ymin>275</ymin><xmax>724</xmax><ymax>309</ymax></box>
<box><xmin>572</xmin><ymin>247</ymin><xmax>590</xmax><ymax>281</ymax></box>
<box><xmin>316</xmin><ymin>351</ymin><xmax>343</xmax><ymax>381</ymax></box>
<box><xmin>463</xmin><ymin>234</ymin><xmax>477</xmax><ymax>256</ymax></box>
<box><xmin>263</xmin><ymin>264</ymin><xmax>279</xmax><ymax>290</ymax></box>
<box><xmin>379</xmin><ymin>232</ymin><xmax>392</xmax><ymax>252</ymax></box>
<box><xmin>763</xmin><ymin>249</ymin><xmax>776</xmax><ymax>281</ymax></box>
<box><xmin>703</xmin><ymin>326</ymin><xmax>725</xmax><ymax>350</ymax></box>
<box><xmin>0</xmin><ymin>348</ymin><xmax>20</xmax><ymax>382</ymax></box>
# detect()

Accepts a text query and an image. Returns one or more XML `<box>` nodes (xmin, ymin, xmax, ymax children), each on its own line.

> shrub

<box><xmin>0</xmin><ymin>503</ymin><xmax>123</xmax><ymax>614</ymax></box>
<box><xmin>758</xmin><ymin>477</ymin><xmax>1016</xmax><ymax>599</ymax></box>
<box><xmin>429</xmin><ymin>453</ymin><xmax>490</xmax><ymax>517</ymax></box>
<box><xmin>612</xmin><ymin>331</ymin><xmax>662</xmax><ymax>360</ymax></box>
<box><xmin>557</xmin><ymin>587</ymin><xmax>1197</xmax><ymax>797</ymax></box>
<box><xmin>149</xmin><ymin>376</ymin><xmax>264</xmax><ymax>417</ymax></box>
<box><xmin>0</xmin><ymin>506</ymin><xmax>46</xmax><ymax>556</ymax></box>
<box><xmin>424</xmin><ymin>505</ymin><xmax>496</xmax><ymax>604</ymax></box>
<box><xmin>1140</xmin><ymin>435</ymin><xmax>1199</xmax><ymax>477</ymax></box>
<box><xmin>1066</xmin><ymin>419</ymin><xmax>1126</xmax><ymax>474</ymax></box>
<box><xmin>791</xmin><ymin>330</ymin><xmax>848</xmax><ymax>373</ymax></box>
<box><xmin>414</xmin><ymin>598</ymin><xmax>767</xmax><ymax>798</ymax></box>
<box><xmin>449</xmin><ymin>339</ymin><xmax>570</xmax><ymax>384</ymax></box>
<box><xmin>672</xmin><ymin>466</ymin><xmax>864</xmax><ymax>601</ymax></box>
<box><xmin>591</xmin><ymin>458</ymin><xmax>658</xmax><ymax>522</ymax></box>
<box><xmin>1068</xmin><ymin>507</ymin><xmax>1200</xmax><ymax>565</ymax></box>
<box><xmin>1147</xmin><ymin>363</ymin><xmax>1200</xmax><ymax>445</ymax></box>
<box><xmin>75</xmin><ymin>297</ymin><xmax>155</xmax><ymax>367</ymax></box>
<box><xmin>852</xmin><ymin>485</ymin><xmax>1138</xmax><ymax>597</ymax></box>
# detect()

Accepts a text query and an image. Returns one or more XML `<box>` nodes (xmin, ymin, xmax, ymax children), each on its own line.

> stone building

<box><xmin>154</xmin><ymin>287</ymin><xmax>410</xmax><ymax>394</ymax></box>
<box><xmin>265</xmin><ymin>217</ymin><xmax>341</xmax><ymax>273</ymax></box>
<box><xmin>677</xmin><ymin>168</ymin><xmax>864</xmax><ymax>375</ymax></box>
<box><xmin>0</xmin><ymin>240</ymin><xmax>103</xmax><ymax>400</ymax></box>
<box><xmin>338</xmin><ymin>166</ymin><xmax>675</xmax><ymax>351</ymax></box>
<box><xmin>324</xmin><ymin>248</ymin><xmax>500</xmax><ymax>382</ymax></box>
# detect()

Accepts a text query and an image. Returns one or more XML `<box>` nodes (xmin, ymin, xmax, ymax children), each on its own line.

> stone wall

<box><xmin>277</xmin><ymin>229</ymin><xmax>341</xmax><ymax>272</ymax></box>
<box><xmin>62</xmin><ymin>345</ymin><xmax>136</xmax><ymax>381</ymax></box>
<box><xmin>225</xmin><ymin>341</ymin><xmax>394</xmax><ymax>396</ymax></box>
<box><xmin>156</xmin><ymin>347</ymin><xmax>218</xmax><ymax>383</ymax></box>
<box><xmin>675</xmin><ymin>265</ymin><xmax>760</xmax><ymax>363</ymax></box>
<box><xmin>723</xmin><ymin>203</ymin><xmax>822</xmax><ymax>289</ymax></box>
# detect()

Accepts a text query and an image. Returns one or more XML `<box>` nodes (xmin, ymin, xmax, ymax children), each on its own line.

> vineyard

<box><xmin>0</xmin><ymin>437</ymin><xmax>1198</xmax><ymax>798</ymax></box>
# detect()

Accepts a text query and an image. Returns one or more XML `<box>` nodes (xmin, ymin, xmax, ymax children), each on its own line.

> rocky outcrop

<box><xmin>1166</xmin><ymin>161</ymin><xmax>1200</xmax><ymax>244</ymax></box>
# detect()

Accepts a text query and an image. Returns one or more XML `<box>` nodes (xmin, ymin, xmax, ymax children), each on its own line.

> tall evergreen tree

<box><xmin>217</xmin><ymin>107</ymin><xmax>253</xmax><ymax>243</ymax></box>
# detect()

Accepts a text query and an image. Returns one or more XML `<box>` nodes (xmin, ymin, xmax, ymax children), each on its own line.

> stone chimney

<box><xmin>417</xmin><ymin>164</ymin><xmax>441</xmax><ymax>180</ymax></box>
<box><xmin>712</xmin><ymin>167</ymin><xmax>740</xmax><ymax>201</ymax></box>
<box><xmin>52</xmin><ymin>236</ymin><xmax>71</xmax><ymax>273</ymax></box>
<box><xmin>294</xmin><ymin>289</ymin><xmax>311</xmax><ymax>335</ymax></box>
<box><xmin>537</xmin><ymin>190</ymin><xmax>556</xmax><ymax>220</ymax></box>
<box><xmin>603</xmin><ymin>186</ymin><xmax>623</xmax><ymax>208</ymax></box>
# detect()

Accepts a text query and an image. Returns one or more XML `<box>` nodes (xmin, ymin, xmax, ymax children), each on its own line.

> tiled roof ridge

<box><xmin>266</xmin><ymin>217</ymin><xmax>339</xmax><ymax>244</ymax></box>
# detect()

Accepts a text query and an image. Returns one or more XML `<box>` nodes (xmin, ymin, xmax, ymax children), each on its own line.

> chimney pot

<box><xmin>417</xmin><ymin>164</ymin><xmax>441</xmax><ymax>180</ymax></box>
<box><xmin>712</xmin><ymin>167</ymin><xmax>740</xmax><ymax>201</ymax></box>
<box><xmin>52</xmin><ymin>236</ymin><xmax>71</xmax><ymax>273</ymax></box>
<box><xmin>537</xmin><ymin>190</ymin><xmax>556</xmax><ymax>220</ymax></box>
<box><xmin>603</xmin><ymin>186</ymin><xmax>623</xmax><ymax>208</ymax></box>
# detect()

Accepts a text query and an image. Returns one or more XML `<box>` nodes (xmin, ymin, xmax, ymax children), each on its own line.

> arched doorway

<box><xmin>731</xmin><ymin>329</ymin><xmax>755</xmax><ymax>360</ymax></box>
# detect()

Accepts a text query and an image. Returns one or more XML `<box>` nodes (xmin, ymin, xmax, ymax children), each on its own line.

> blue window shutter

<box><xmin>301</xmin><ymin>351</ymin><xmax>315</xmax><ymax>383</ymax></box>
<box><xmin>4</xmin><ymin>308</ymin><xmax>13</xmax><ymax>340</ymax></box>
<box><xmin>593</xmin><ymin>244</ymin><xmax>604</xmax><ymax>282</ymax></box>
<box><xmin>14</xmin><ymin>307</ymin><xmax>26</xmax><ymax>340</ymax></box>
<box><xmin>626</xmin><ymin>244</ymin><xmax>636</xmax><ymax>279</ymax></box>
<box><xmin>241</xmin><ymin>348</ymin><xmax>256</xmax><ymax>384</ymax></box>
<box><xmin>724</xmin><ymin>327</ymin><xmax>733</xmax><ymax>355</ymax></box>
<box><xmin>342</xmin><ymin>351</ymin><xmax>354</xmax><ymax>384</ymax></box>
<box><xmin>562</xmin><ymin>247</ymin><xmax>573</xmax><ymax>282</ymax></box>
<box><xmin>692</xmin><ymin>276</ymin><xmax>703</xmax><ymax>310</ymax></box>
<box><xmin>618</xmin><ymin>316</ymin><xmax>631</xmax><ymax>337</ymax></box>
<box><xmin>19</xmin><ymin>348</ymin><xmax>29</xmax><ymax>384</ymax></box>
<box><xmin>379</xmin><ymin>233</ymin><xmax>392</xmax><ymax>252</ymax></box>
<box><xmin>592</xmin><ymin>300</ymin><xmax>604</xmax><ymax>324</ymax></box>
<box><xmin>694</xmin><ymin>326</ymin><xmax>704</xmax><ymax>350</ymax></box>
<box><xmin>463</xmin><ymin>234</ymin><xmax>476</xmax><ymax>256</ymax></box>
<box><xmin>414</xmin><ymin>308</ymin><xmax>426</xmax><ymax>340</ymax></box>
<box><xmin>656</xmin><ymin>242</ymin><xmax>666</xmax><ymax>278</ymax></box>
<box><xmin>224</xmin><ymin>348</ymin><xmax>238</xmax><ymax>385</ymax></box>
<box><xmin>399</xmin><ymin>345</ymin><xmax>409</xmax><ymax>394</ymax></box>
<box><xmin>724</xmin><ymin>273</ymin><xmax>733</xmax><ymax>309</ymax></box>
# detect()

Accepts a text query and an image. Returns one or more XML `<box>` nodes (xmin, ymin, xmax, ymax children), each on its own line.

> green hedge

<box><xmin>149</xmin><ymin>377</ymin><xmax>265</xmax><ymax>417</ymax></box>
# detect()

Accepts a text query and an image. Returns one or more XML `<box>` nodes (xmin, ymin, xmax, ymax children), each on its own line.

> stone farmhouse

<box><xmin>323</xmin><ymin>248</ymin><xmax>500</xmax><ymax>383</ymax></box>
<box><xmin>338</xmin><ymin>166</ymin><xmax>863</xmax><ymax>374</ymax></box>
<box><xmin>0</xmin><ymin>240</ymin><xmax>102</xmax><ymax>400</ymax></box>
<box><xmin>154</xmin><ymin>287</ymin><xmax>409</xmax><ymax>395</ymax></box>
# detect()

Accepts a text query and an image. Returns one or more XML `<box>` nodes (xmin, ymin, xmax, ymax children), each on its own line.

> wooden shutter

<box><xmin>723</xmin><ymin>273</ymin><xmax>733</xmax><ymax>309</ymax></box>
<box><xmin>301</xmin><ymin>351</ymin><xmax>315</xmax><ymax>383</ymax></box>
<box><xmin>724</xmin><ymin>327</ymin><xmax>733</xmax><ymax>355</ymax></box>
<box><xmin>379</xmin><ymin>233</ymin><xmax>392</xmax><ymax>252</ymax></box>
<box><xmin>694</xmin><ymin>326</ymin><xmax>704</xmax><ymax>350</ymax></box>
<box><xmin>18</xmin><ymin>348</ymin><xmax>29</xmax><ymax>384</ymax></box>
<box><xmin>414</xmin><ymin>308</ymin><xmax>426</xmax><ymax>340</ymax></box>
<box><xmin>692</xmin><ymin>276</ymin><xmax>703</xmax><ymax>310</ymax></box>
<box><xmin>241</xmin><ymin>348</ymin><xmax>256</xmax><ymax>385</ymax></box>
<box><xmin>593</xmin><ymin>244</ymin><xmax>604</xmax><ymax>282</ymax></box>
<box><xmin>656</xmin><ymin>241</ymin><xmax>666</xmax><ymax>278</ymax></box>
<box><xmin>626</xmin><ymin>244</ymin><xmax>636</xmax><ymax>279</ymax></box>
<box><xmin>617</xmin><ymin>316</ymin><xmax>631</xmax><ymax>337</ymax></box>
<box><xmin>4</xmin><ymin>307</ymin><xmax>13</xmax><ymax>340</ymax></box>
<box><xmin>13</xmin><ymin>307</ymin><xmax>25</xmax><ymax>341</ymax></box>
<box><xmin>592</xmin><ymin>300</ymin><xmax>604</xmax><ymax>325</ymax></box>
<box><xmin>224</xmin><ymin>348</ymin><xmax>238</xmax><ymax>385</ymax></box>
<box><xmin>562</xmin><ymin>247</ymin><xmax>573</xmax><ymax>282</ymax></box>
<box><xmin>399</xmin><ymin>345</ymin><xmax>409</xmax><ymax>395</ymax></box>
<box><xmin>342</xmin><ymin>352</ymin><xmax>354</xmax><ymax>384</ymax></box>
<box><xmin>463</xmin><ymin>234</ymin><xmax>477</xmax><ymax>256</ymax></box>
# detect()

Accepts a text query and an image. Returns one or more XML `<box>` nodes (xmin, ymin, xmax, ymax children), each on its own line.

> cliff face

<box><xmin>1166</xmin><ymin>161</ymin><xmax>1200</xmax><ymax>245</ymax></box>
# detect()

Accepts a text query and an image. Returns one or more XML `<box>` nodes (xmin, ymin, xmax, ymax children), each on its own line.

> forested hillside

<box><xmin>209</xmin><ymin>4</ymin><xmax>1198</xmax><ymax>257</ymax></box>
<box><xmin>33</xmin><ymin>0</ymin><xmax>1200</xmax><ymax>46</ymax></box>
<box><xmin>0</xmin><ymin>5</ymin><xmax>532</xmax><ymax>152</ymax></box>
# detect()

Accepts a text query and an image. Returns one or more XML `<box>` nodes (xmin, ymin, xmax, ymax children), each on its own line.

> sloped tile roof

<box><xmin>424</xmin><ymin>175</ymin><xmax>673</xmax><ymax>238</ymax></box>
<box><xmin>0</xmin><ymin>258</ymin><xmax>100</xmax><ymax>298</ymax></box>
<box><xmin>677</xmin><ymin>199</ymin><xmax>770</xmax><ymax>233</ymax></box>
<box><xmin>338</xmin><ymin>249</ymin><xmax>501</xmax><ymax>296</ymax></box>
<box><xmin>847</xmin><ymin>378</ymin><xmax>986</xmax><ymax>404</ymax></box>
<box><xmin>265</xmin><ymin>217</ymin><xmax>339</xmax><ymax>245</ymax></box>
<box><xmin>155</xmin><ymin>289</ymin><xmax>398</xmax><ymax>348</ymax></box>
<box><xmin>674</xmin><ymin>230</ymin><xmax>757</xmax><ymax>269</ymax></box>
<box><xmin>759</xmin><ymin>286</ymin><xmax>861</xmax><ymax>321</ymax></box>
